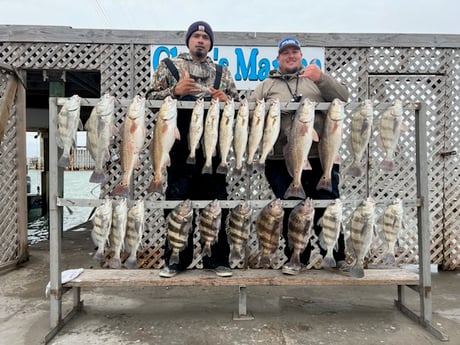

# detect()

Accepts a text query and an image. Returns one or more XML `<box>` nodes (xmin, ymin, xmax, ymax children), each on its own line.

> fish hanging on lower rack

<box><xmin>349</xmin><ymin>197</ymin><xmax>376</xmax><ymax>278</ymax></box>
<box><xmin>56</xmin><ymin>94</ymin><xmax>83</xmax><ymax>168</ymax></box>
<box><xmin>90</xmin><ymin>198</ymin><xmax>113</xmax><ymax>263</ymax></box>
<box><xmin>319</xmin><ymin>199</ymin><xmax>343</xmax><ymax>268</ymax></box>
<box><xmin>382</xmin><ymin>198</ymin><xmax>404</xmax><ymax>264</ymax></box>
<box><xmin>216</xmin><ymin>98</ymin><xmax>235</xmax><ymax>174</ymax></box>
<box><xmin>108</xmin><ymin>198</ymin><xmax>128</xmax><ymax>269</ymax></box>
<box><xmin>167</xmin><ymin>199</ymin><xmax>193</xmax><ymax>265</ymax></box>
<box><xmin>199</xmin><ymin>199</ymin><xmax>222</xmax><ymax>257</ymax></box>
<box><xmin>285</xmin><ymin>198</ymin><xmax>315</xmax><ymax>270</ymax></box>
<box><xmin>378</xmin><ymin>100</ymin><xmax>403</xmax><ymax>171</ymax></box>
<box><xmin>344</xmin><ymin>99</ymin><xmax>373</xmax><ymax>178</ymax></box>
<box><xmin>124</xmin><ymin>199</ymin><xmax>145</xmax><ymax>269</ymax></box>
<box><xmin>232</xmin><ymin>98</ymin><xmax>249</xmax><ymax>176</ymax></box>
<box><xmin>227</xmin><ymin>201</ymin><xmax>253</xmax><ymax>262</ymax></box>
<box><xmin>256</xmin><ymin>198</ymin><xmax>284</xmax><ymax>268</ymax></box>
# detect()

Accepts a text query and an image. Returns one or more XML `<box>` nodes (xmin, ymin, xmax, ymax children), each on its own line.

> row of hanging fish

<box><xmin>90</xmin><ymin>198</ymin><xmax>145</xmax><ymax>269</ymax></box>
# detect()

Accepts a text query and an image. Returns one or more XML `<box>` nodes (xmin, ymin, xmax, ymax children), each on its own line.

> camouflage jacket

<box><xmin>146</xmin><ymin>52</ymin><xmax>240</xmax><ymax>101</ymax></box>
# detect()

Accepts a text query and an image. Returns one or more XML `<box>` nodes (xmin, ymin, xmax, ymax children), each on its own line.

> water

<box><xmin>27</xmin><ymin>169</ymin><xmax>101</xmax><ymax>244</ymax></box>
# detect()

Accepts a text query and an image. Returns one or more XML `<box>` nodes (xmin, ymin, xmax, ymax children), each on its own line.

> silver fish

<box><xmin>186</xmin><ymin>98</ymin><xmax>205</xmax><ymax>165</ymax></box>
<box><xmin>199</xmin><ymin>199</ymin><xmax>222</xmax><ymax>257</ymax></box>
<box><xmin>382</xmin><ymin>198</ymin><xmax>404</xmax><ymax>264</ymax></box>
<box><xmin>227</xmin><ymin>200</ymin><xmax>252</xmax><ymax>262</ymax></box>
<box><xmin>319</xmin><ymin>199</ymin><xmax>343</xmax><ymax>268</ymax></box>
<box><xmin>124</xmin><ymin>199</ymin><xmax>145</xmax><ymax>269</ymax></box>
<box><xmin>167</xmin><ymin>199</ymin><xmax>193</xmax><ymax>265</ymax></box>
<box><xmin>108</xmin><ymin>198</ymin><xmax>128</xmax><ymax>269</ymax></box>
<box><xmin>217</xmin><ymin>98</ymin><xmax>235</xmax><ymax>174</ymax></box>
<box><xmin>233</xmin><ymin>98</ymin><xmax>250</xmax><ymax>175</ymax></box>
<box><xmin>284</xmin><ymin>98</ymin><xmax>318</xmax><ymax>199</ymax></box>
<box><xmin>202</xmin><ymin>98</ymin><xmax>220</xmax><ymax>174</ymax></box>
<box><xmin>112</xmin><ymin>95</ymin><xmax>146</xmax><ymax>196</ymax></box>
<box><xmin>256</xmin><ymin>198</ymin><xmax>284</xmax><ymax>268</ymax></box>
<box><xmin>317</xmin><ymin>98</ymin><xmax>345</xmax><ymax>192</ymax></box>
<box><xmin>90</xmin><ymin>198</ymin><xmax>113</xmax><ymax>263</ymax></box>
<box><xmin>85</xmin><ymin>93</ymin><xmax>116</xmax><ymax>183</ymax></box>
<box><xmin>257</xmin><ymin>98</ymin><xmax>281</xmax><ymax>171</ymax></box>
<box><xmin>56</xmin><ymin>94</ymin><xmax>82</xmax><ymax>167</ymax></box>
<box><xmin>349</xmin><ymin>197</ymin><xmax>376</xmax><ymax>278</ymax></box>
<box><xmin>148</xmin><ymin>96</ymin><xmax>179</xmax><ymax>194</ymax></box>
<box><xmin>246</xmin><ymin>98</ymin><xmax>266</xmax><ymax>170</ymax></box>
<box><xmin>379</xmin><ymin>100</ymin><xmax>403</xmax><ymax>171</ymax></box>
<box><xmin>344</xmin><ymin>99</ymin><xmax>373</xmax><ymax>178</ymax></box>
<box><xmin>286</xmin><ymin>198</ymin><xmax>315</xmax><ymax>269</ymax></box>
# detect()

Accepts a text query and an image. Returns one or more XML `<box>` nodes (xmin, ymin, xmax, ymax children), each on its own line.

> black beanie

<box><xmin>185</xmin><ymin>21</ymin><xmax>214</xmax><ymax>50</ymax></box>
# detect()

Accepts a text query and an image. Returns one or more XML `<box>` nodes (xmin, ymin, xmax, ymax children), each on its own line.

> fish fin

<box><xmin>379</xmin><ymin>159</ymin><xmax>395</xmax><ymax>171</ymax></box>
<box><xmin>321</xmin><ymin>255</ymin><xmax>336</xmax><ymax>268</ymax></box>
<box><xmin>284</xmin><ymin>183</ymin><xmax>306</xmax><ymax>200</ymax></box>
<box><xmin>258</xmin><ymin>254</ymin><xmax>271</xmax><ymax>268</ymax></box>
<box><xmin>384</xmin><ymin>253</ymin><xmax>396</xmax><ymax>265</ymax></box>
<box><xmin>233</xmin><ymin>167</ymin><xmax>243</xmax><ymax>176</ymax></box>
<box><xmin>169</xmin><ymin>251</ymin><xmax>180</xmax><ymax>265</ymax></box>
<box><xmin>124</xmin><ymin>258</ymin><xmax>139</xmax><ymax>269</ymax></box>
<box><xmin>316</xmin><ymin>176</ymin><xmax>332</xmax><ymax>192</ymax></box>
<box><xmin>216</xmin><ymin>163</ymin><xmax>228</xmax><ymax>174</ymax></box>
<box><xmin>186</xmin><ymin>155</ymin><xmax>196</xmax><ymax>165</ymax></box>
<box><xmin>111</xmin><ymin>183</ymin><xmax>129</xmax><ymax>197</ymax></box>
<box><xmin>255</xmin><ymin>161</ymin><xmax>265</xmax><ymax>172</ymax></box>
<box><xmin>312</xmin><ymin>129</ymin><xmax>320</xmax><ymax>142</ymax></box>
<box><xmin>350</xmin><ymin>265</ymin><xmax>365</xmax><ymax>278</ymax></box>
<box><xmin>89</xmin><ymin>170</ymin><xmax>106</xmax><ymax>184</ymax></box>
<box><xmin>303</xmin><ymin>159</ymin><xmax>312</xmax><ymax>170</ymax></box>
<box><xmin>344</xmin><ymin>163</ymin><xmax>363</xmax><ymax>177</ymax></box>
<box><xmin>108</xmin><ymin>257</ymin><xmax>122</xmax><ymax>269</ymax></box>
<box><xmin>58</xmin><ymin>154</ymin><xmax>70</xmax><ymax>168</ymax></box>
<box><xmin>78</xmin><ymin>119</ymin><xmax>84</xmax><ymax>131</ymax></box>
<box><xmin>93</xmin><ymin>250</ymin><xmax>105</xmax><ymax>263</ymax></box>
<box><xmin>333</xmin><ymin>154</ymin><xmax>341</xmax><ymax>165</ymax></box>
<box><xmin>174</xmin><ymin>127</ymin><xmax>181</xmax><ymax>140</ymax></box>
<box><xmin>202</xmin><ymin>243</ymin><xmax>212</xmax><ymax>257</ymax></box>
<box><xmin>148</xmin><ymin>179</ymin><xmax>164</xmax><ymax>194</ymax></box>
<box><xmin>202</xmin><ymin>164</ymin><xmax>213</xmax><ymax>174</ymax></box>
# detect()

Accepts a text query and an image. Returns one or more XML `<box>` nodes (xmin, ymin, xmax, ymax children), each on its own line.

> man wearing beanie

<box><xmin>147</xmin><ymin>21</ymin><xmax>239</xmax><ymax>279</ymax></box>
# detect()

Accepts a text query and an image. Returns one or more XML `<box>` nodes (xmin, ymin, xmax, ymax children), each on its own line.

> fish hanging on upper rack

<box><xmin>256</xmin><ymin>98</ymin><xmax>281</xmax><ymax>171</ymax></box>
<box><xmin>202</xmin><ymin>98</ymin><xmax>220</xmax><ymax>174</ymax></box>
<box><xmin>186</xmin><ymin>98</ymin><xmax>205</xmax><ymax>165</ymax></box>
<box><xmin>56</xmin><ymin>94</ymin><xmax>83</xmax><ymax>167</ymax></box>
<box><xmin>216</xmin><ymin>98</ymin><xmax>235</xmax><ymax>174</ymax></box>
<box><xmin>378</xmin><ymin>100</ymin><xmax>403</xmax><ymax>171</ymax></box>
<box><xmin>246</xmin><ymin>98</ymin><xmax>266</xmax><ymax>171</ymax></box>
<box><xmin>233</xmin><ymin>98</ymin><xmax>250</xmax><ymax>176</ymax></box>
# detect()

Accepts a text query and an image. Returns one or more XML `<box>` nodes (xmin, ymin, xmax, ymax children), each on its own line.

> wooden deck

<box><xmin>64</xmin><ymin>268</ymin><xmax>419</xmax><ymax>288</ymax></box>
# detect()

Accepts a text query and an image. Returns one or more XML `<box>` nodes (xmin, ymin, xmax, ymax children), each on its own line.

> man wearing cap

<box><xmin>250</xmin><ymin>37</ymin><xmax>349</xmax><ymax>275</ymax></box>
<box><xmin>147</xmin><ymin>21</ymin><xmax>239</xmax><ymax>278</ymax></box>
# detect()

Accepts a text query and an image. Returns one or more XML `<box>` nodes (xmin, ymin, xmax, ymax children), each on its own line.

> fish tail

<box><xmin>384</xmin><ymin>253</ymin><xmax>396</xmax><ymax>265</ymax></box>
<box><xmin>89</xmin><ymin>170</ymin><xmax>106</xmax><ymax>184</ymax></box>
<box><xmin>108</xmin><ymin>257</ymin><xmax>122</xmax><ymax>269</ymax></box>
<box><xmin>216</xmin><ymin>164</ymin><xmax>228</xmax><ymax>174</ymax></box>
<box><xmin>255</xmin><ymin>161</ymin><xmax>265</xmax><ymax>172</ymax></box>
<box><xmin>284</xmin><ymin>183</ymin><xmax>306</xmax><ymax>199</ymax></box>
<box><xmin>350</xmin><ymin>264</ymin><xmax>365</xmax><ymax>278</ymax></box>
<box><xmin>288</xmin><ymin>253</ymin><xmax>301</xmax><ymax>267</ymax></box>
<box><xmin>201</xmin><ymin>164</ymin><xmax>213</xmax><ymax>174</ymax></box>
<box><xmin>148</xmin><ymin>179</ymin><xmax>164</xmax><ymax>194</ymax></box>
<box><xmin>233</xmin><ymin>166</ymin><xmax>243</xmax><ymax>176</ymax></box>
<box><xmin>93</xmin><ymin>250</ymin><xmax>105</xmax><ymax>263</ymax></box>
<box><xmin>186</xmin><ymin>155</ymin><xmax>196</xmax><ymax>165</ymax></box>
<box><xmin>321</xmin><ymin>255</ymin><xmax>337</xmax><ymax>268</ymax></box>
<box><xmin>316</xmin><ymin>176</ymin><xmax>332</xmax><ymax>192</ymax></box>
<box><xmin>345</xmin><ymin>163</ymin><xmax>363</xmax><ymax>178</ymax></box>
<box><xmin>58</xmin><ymin>154</ymin><xmax>70</xmax><ymax>168</ymax></box>
<box><xmin>111</xmin><ymin>183</ymin><xmax>129</xmax><ymax>197</ymax></box>
<box><xmin>245</xmin><ymin>161</ymin><xmax>254</xmax><ymax>172</ymax></box>
<box><xmin>379</xmin><ymin>159</ymin><xmax>395</xmax><ymax>171</ymax></box>
<box><xmin>229</xmin><ymin>249</ymin><xmax>243</xmax><ymax>262</ymax></box>
<box><xmin>202</xmin><ymin>243</ymin><xmax>212</xmax><ymax>257</ymax></box>
<box><xmin>169</xmin><ymin>251</ymin><xmax>180</xmax><ymax>265</ymax></box>
<box><xmin>258</xmin><ymin>254</ymin><xmax>271</xmax><ymax>268</ymax></box>
<box><xmin>123</xmin><ymin>257</ymin><xmax>139</xmax><ymax>269</ymax></box>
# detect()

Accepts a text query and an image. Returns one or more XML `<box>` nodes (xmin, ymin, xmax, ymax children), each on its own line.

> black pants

<box><xmin>163</xmin><ymin>109</ymin><xmax>230</xmax><ymax>270</ymax></box>
<box><xmin>264</xmin><ymin>158</ymin><xmax>345</xmax><ymax>265</ymax></box>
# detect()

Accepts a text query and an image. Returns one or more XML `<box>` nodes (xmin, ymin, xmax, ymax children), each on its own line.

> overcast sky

<box><xmin>1</xmin><ymin>0</ymin><xmax>459</xmax><ymax>34</ymax></box>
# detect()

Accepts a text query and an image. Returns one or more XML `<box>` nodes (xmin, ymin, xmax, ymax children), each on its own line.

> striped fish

<box><xmin>56</xmin><ymin>94</ymin><xmax>82</xmax><ymax>167</ymax></box>
<box><xmin>256</xmin><ymin>198</ymin><xmax>284</xmax><ymax>268</ymax></box>
<box><xmin>349</xmin><ymin>197</ymin><xmax>376</xmax><ymax>278</ymax></box>
<box><xmin>199</xmin><ymin>199</ymin><xmax>222</xmax><ymax>257</ymax></box>
<box><xmin>382</xmin><ymin>198</ymin><xmax>404</xmax><ymax>264</ymax></box>
<box><xmin>287</xmin><ymin>198</ymin><xmax>315</xmax><ymax>268</ymax></box>
<box><xmin>124</xmin><ymin>199</ymin><xmax>145</xmax><ymax>269</ymax></box>
<box><xmin>378</xmin><ymin>100</ymin><xmax>403</xmax><ymax>171</ymax></box>
<box><xmin>319</xmin><ymin>199</ymin><xmax>343</xmax><ymax>268</ymax></box>
<box><xmin>227</xmin><ymin>201</ymin><xmax>253</xmax><ymax>262</ymax></box>
<box><xmin>90</xmin><ymin>198</ymin><xmax>113</xmax><ymax>263</ymax></box>
<box><xmin>167</xmin><ymin>199</ymin><xmax>193</xmax><ymax>265</ymax></box>
<box><xmin>108</xmin><ymin>198</ymin><xmax>128</xmax><ymax>269</ymax></box>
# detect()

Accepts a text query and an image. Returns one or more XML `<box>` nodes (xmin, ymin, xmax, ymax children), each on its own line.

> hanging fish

<box><xmin>217</xmin><ymin>98</ymin><xmax>235</xmax><ymax>174</ymax></box>
<box><xmin>382</xmin><ymin>198</ymin><xmax>404</xmax><ymax>264</ymax></box>
<box><xmin>319</xmin><ymin>199</ymin><xmax>343</xmax><ymax>268</ymax></box>
<box><xmin>166</xmin><ymin>199</ymin><xmax>193</xmax><ymax>265</ymax></box>
<box><xmin>246</xmin><ymin>98</ymin><xmax>266</xmax><ymax>171</ymax></box>
<box><xmin>108</xmin><ymin>198</ymin><xmax>128</xmax><ymax>269</ymax></box>
<box><xmin>202</xmin><ymin>98</ymin><xmax>220</xmax><ymax>174</ymax></box>
<box><xmin>124</xmin><ymin>199</ymin><xmax>145</xmax><ymax>269</ymax></box>
<box><xmin>378</xmin><ymin>100</ymin><xmax>403</xmax><ymax>171</ymax></box>
<box><xmin>233</xmin><ymin>98</ymin><xmax>250</xmax><ymax>176</ymax></box>
<box><xmin>227</xmin><ymin>201</ymin><xmax>253</xmax><ymax>262</ymax></box>
<box><xmin>90</xmin><ymin>198</ymin><xmax>112</xmax><ymax>263</ymax></box>
<box><xmin>257</xmin><ymin>98</ymin><xmax>281</xmax><ymax>171</ymax></box>
<box><xmin>199</xmin><ymin>199</ymin><xmax>222</xmax><ymax>257</ymax></box>
<box><xmin>186</xmin><ymin>98</ymin><xmax>205</xmax><ymax>165</ymax></box>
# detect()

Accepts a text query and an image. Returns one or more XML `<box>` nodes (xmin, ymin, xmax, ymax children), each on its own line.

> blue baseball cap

<box><xmin>278</xmin><ymin>37</ymin><xmax>301</xmax><ymax>53</ymax></box>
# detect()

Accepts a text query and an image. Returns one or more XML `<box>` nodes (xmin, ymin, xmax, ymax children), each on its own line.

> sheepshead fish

<box><xmin>202</xmin><ymin>98</ymin><xmax>220</xmax><ymax>174</ymax></box>
<box><xmin>233</xmin><ymin>98</ymin><xmax>249</xmax><ymax>175</ymax></box>
<box><xmin>85</xmin><ymin>93</ymin><xmax>116</xmax><ymax>183</ymax></box>
<box><xmin>56</xmin><ymin>94</ymin><xmax>83</xmax><ymax>167</ymax></box>
<box><xmin>124</xmin><ymin>199</ymin><xmax>145</xmax><ymax>269</ymax></box>
<box><xmin>148</xmin><ymin>96</ymin><xmax>180</xmax><ymax>193</ymax></box>
<box><xmin>227</xmin><ymin>201</ymin><xmax>252</xmax><ymax>262</ymax></box>
<box><xmin>199</xmin><ymin>199</ymin><xmax>222</xmax><ymax>257</ymax></box>
<box><xmin>284</xmin><ymin>98</ymin><xmax>318</xmax><ymax>199</ymax></box>
<box><xmin>349</xmin><ymin>197</ymin><xmax>376</xmax><ymax>278</ymax></box>
<box><xmin>256</xmin><ymin>198</ymin><xmax>284</xmax><ymax>268</ymax></box>
<box><xmin>112</xmin><ymin>95</ymin><xmax>146</xmax><ymax>196</ymax></box>
<box><xmin>379</xmin><ymin>100</ymin><xmax>403</xmax><ymax>171</ymax></box>
<box><xmin>286</xmin><ymin>198</ymin><xmax>315</xmax><ymax>269</ymax></box>
<box><xmin>382</xmin><ymin>198</ymin><xmax>404</xmax><ymax>264</ymax></box>
<box><xmin>91</xmin><ymin>198</ymin><xmax>113</xmax><ymax>263</ymax></box>
<box><xmin>257</xmin><ymin>98</ymin><xmax>281</xmax><ymax>171</ymax></box>
<box><xmin>319</xmin><ymin>199</ymin><xmax>343</xmax><ymax>268</ymax></box>
<box><xmin>186</xmin><ymin>98</ymin><xmax>205</xmax><ymax>165</ymax></box>
<box><xmin>108</xmin><ymin>198</ymin><xmax>128</xmax><ymax>269</ymax></box>
<box><xmin>317</xmin><ymin>98</ymin><xmax>345</xmax><ymax>192</ymax></box>
<box><xmin>216</xmin><ymin>98</ymin><xmax>235</xmax><ymax>174</ymax></box>
<box><xmin>344</xmin><ymin>100</ymin><xmax>374</xmax><ymax>177</ymax></box>
<box><xmin>167</xmin><ymin>199</ymin><xmax>193</xmax><ymax>265</ymax></box>
<box><xmin>246</xmin><ymin>98</ymin><xmax>266</xmax><ymax>170</ymax></box>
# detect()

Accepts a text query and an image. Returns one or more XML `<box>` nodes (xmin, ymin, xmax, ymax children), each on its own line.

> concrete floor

<box><xmin>1</xmin><ymin>229</ymin><xmax>459</xmax><ymax>345</ymax></box>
